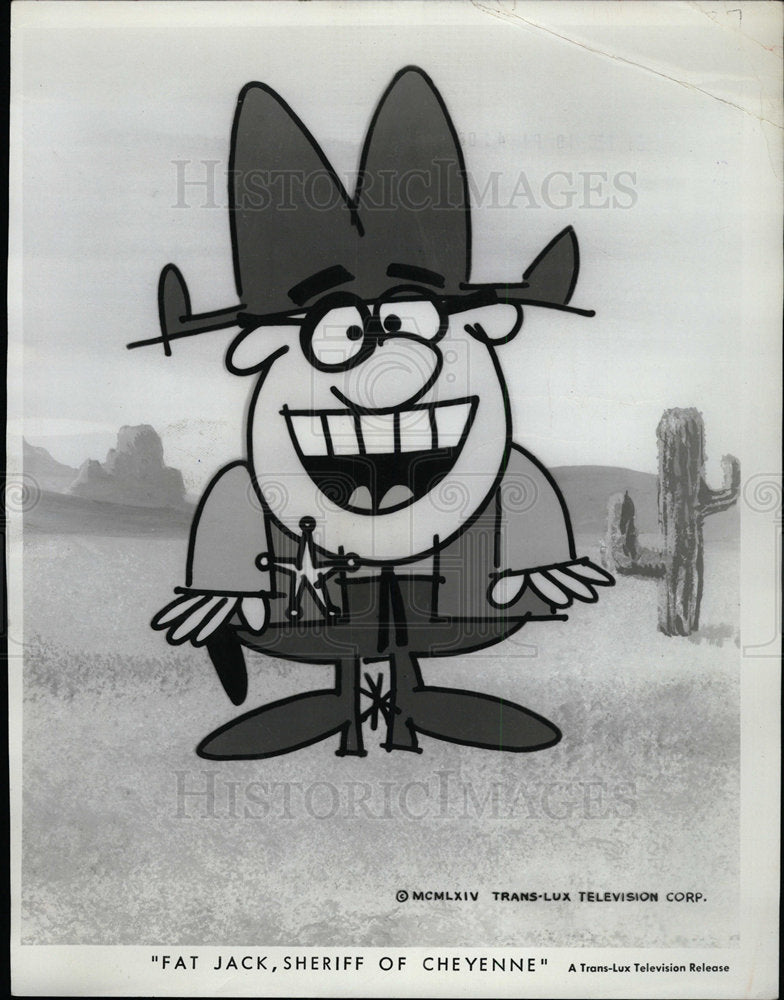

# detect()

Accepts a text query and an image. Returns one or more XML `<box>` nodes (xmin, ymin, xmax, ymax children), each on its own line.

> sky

<box><xmin>10</xmin><ymin>1</ymin><xmax>782</xmax><ymax>493</ymax></box>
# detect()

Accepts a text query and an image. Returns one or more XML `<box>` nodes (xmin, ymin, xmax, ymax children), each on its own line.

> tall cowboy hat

<box><xmin>129</xmin><ymin>66</ymin><xmax>593</xmax><ymax>355</ymax></box>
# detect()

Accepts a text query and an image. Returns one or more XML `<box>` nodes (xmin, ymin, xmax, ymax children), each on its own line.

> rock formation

<box><xmin>70</xmin><ymin>425</ymin><xmax>186</xmax><ymax>508</ymax></box>
<box><xmin>23</xmin><ymin>439</ymin><xmax>79</xmax><ymax>492</ymax></box>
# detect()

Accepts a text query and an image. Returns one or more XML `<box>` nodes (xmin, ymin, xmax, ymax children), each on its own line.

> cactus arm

<box><xmin>613</xmin><ymin>546</ymin><xmax>666</xmax><ymax>578</ymax></box>
<box><xmin>605</xmin><ymin>491</ymin><xmax>666</xmax><ymax>577</ymax></box>
<box><xmin>698</xmin><ymin>454</ymin><xmax>741</xmax><ymax>517</ymax></box>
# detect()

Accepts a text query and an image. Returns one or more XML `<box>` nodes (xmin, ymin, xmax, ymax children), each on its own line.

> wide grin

<box><xmin>282</xmin><ymin>397</ymin><xmax>478</xmax><ymax>514</ymax></box>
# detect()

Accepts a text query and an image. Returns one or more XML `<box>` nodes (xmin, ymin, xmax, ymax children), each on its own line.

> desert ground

<box><xmin>20</xmin><ymin>524</ymin><xmax>739</xmax><ymax>947</ymax></box>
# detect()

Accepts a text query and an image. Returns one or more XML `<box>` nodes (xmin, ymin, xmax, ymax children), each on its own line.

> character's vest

<box><xmin>187</xmin><ymin>448</ymin><xmax>572</xmax><ymax>662</ymax></box>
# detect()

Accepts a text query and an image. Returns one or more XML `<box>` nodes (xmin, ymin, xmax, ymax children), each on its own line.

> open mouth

<box><xmin>282</xmin><ymin>397</ymin><xmax>478</xmax><ymax>514</ymax></box>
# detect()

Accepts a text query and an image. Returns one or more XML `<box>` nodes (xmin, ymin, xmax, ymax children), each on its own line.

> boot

<box><xmin>383</xmin><ymin>651</ymin><xmax>561</xmax><ymax>753</ymax></box>
<box><xmin>197</xmin><ymin>657</ymin><xmax>367</xmax><ymax>759</ymax></box>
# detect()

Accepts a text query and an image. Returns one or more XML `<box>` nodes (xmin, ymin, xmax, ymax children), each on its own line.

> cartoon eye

<box><xmin>304</xmin><ymin>303</ymin><xmax>369</xmax><ymax>370</ymax></box>
<box><xmin>378</xmin><ymin>299</ymin><xmax>443</xmax><ymax>341</ymax></box>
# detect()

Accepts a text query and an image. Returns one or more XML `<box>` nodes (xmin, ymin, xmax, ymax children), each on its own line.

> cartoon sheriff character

<box><xmin>134</xmin><ymin>67</ymin><xmax>614</xmax><ymax>758</ymax></box>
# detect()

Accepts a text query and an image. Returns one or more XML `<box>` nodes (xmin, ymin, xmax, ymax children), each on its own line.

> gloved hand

<box><xmin>151</xmin><ymin>590</ymin><xmax>268</xmax><ymax>646</ymax></box>
<box><xmin>488</xmin><ymin>558</ymin><xmax>614</xmax><ymax>609</ymax></box>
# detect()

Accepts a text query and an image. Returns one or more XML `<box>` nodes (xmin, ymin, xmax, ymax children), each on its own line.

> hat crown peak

<box><xmin>230</xmin><ymin>68</ymin><xmax>471</xmax><ymax>316</ymax></box>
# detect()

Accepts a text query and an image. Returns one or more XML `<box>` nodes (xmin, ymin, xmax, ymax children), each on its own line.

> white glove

<box><xmin>152</xmin><ymin>591</ymin><xmax>268</xmax><ymax>646</ymax></box>
<box><xmin>489</xmin><ymin>558</ymin><xmax>614</xmax><ymax>609</ymax></box>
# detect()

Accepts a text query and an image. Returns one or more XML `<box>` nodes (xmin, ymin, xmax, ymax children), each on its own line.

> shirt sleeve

<box><xmin>496</xmin><ymin>444</ymin><xmax>576</xmax><ymax>570</ymax></box>
<box><xmin>185</xmin><ymin>461</ymin><xmax>272</xmax><ymax>594</ymax></box>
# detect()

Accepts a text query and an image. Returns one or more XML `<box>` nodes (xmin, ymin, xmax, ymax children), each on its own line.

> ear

<box><xmin>225</xmin><ymin>325</ymin><xmax>294</xmax><ymax>375</ymax></box>
<box><xmin>455</xmin><ymin>302</ymin><xmax>523</xmax><ymax>345</ymax></box>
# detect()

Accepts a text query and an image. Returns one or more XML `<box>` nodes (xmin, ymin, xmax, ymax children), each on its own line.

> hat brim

<box><xmin>125</xmin><ymin>263</ymin><xmax>594</xmax><ymax>354</ymax></box>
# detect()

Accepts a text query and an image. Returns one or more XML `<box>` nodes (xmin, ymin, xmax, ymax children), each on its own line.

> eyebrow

<box><xmin>386</xmin><ymin>263</ymin><xmax>446</xmax><ymax>288</ymax></box>
<box><xmin>288</xmin><ymin>265</ymin><xmax>355</xmax><ymax>305</ymax></box>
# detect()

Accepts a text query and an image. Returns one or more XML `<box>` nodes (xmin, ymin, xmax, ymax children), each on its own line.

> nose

<box><xmin>337</xmin><ymin>336</ymin><xmax>442</xmax><ymax>411</ymax></box>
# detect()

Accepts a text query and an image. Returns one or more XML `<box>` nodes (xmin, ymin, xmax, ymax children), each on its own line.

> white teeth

<box><xmin>434</xmin><ymin>402</ymin><xmax>471</xmax><ymax>448</ymax></box>
<box><xmin>359</xmin><ymin>413</ymin><xmax>395</xmax><ymax>453</ymax></box>
<box><xmin>289</xmin><ymin>415</ymin><xmax>329</xmax><ymax>456</ymax></box>
<box><xmin>325</xmin><ymin>413</ymin><xmax>358</xmax><ymax>456</ymax></box>
<box><xmin>398</xmin><ymin>409</ymin><xmax>434</xmax><ymax>453</ymax></box>
<box><xmin>379</xmin><ymin>485</ymin><xmax>414</xmax><ymax>509</ymax></box>
<box><xmin>289</xmin><ymin>400</ymin><xmax>473</xmax><ymax>456</ymax></box>
<box><xmin>348</xmin><ymin>486</ymin><xmax>373</xmax><ymax>510</ymax></box>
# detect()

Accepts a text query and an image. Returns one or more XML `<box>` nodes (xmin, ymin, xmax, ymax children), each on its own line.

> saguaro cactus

<box><xmin>606</xmin><ymin>408</ymin><xmax>740</xmax><ymax>636</ymax></box>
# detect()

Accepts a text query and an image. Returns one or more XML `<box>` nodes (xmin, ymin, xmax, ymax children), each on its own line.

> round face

<box><xmin>231</xmin><ymin>287</ymin><xmax>522</xmax><ymax>563</ymax></box>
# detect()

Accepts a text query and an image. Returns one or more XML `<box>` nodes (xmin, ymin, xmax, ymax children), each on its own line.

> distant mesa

<box><xmin>69</xmin><ymin>424</ymin><xmax>187</xmax><ymax>509</ymax></box>
<box><xmin>23</xmin><ymin>438</ymin><xmax>79</xmax><ymax>492</ymax></box>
